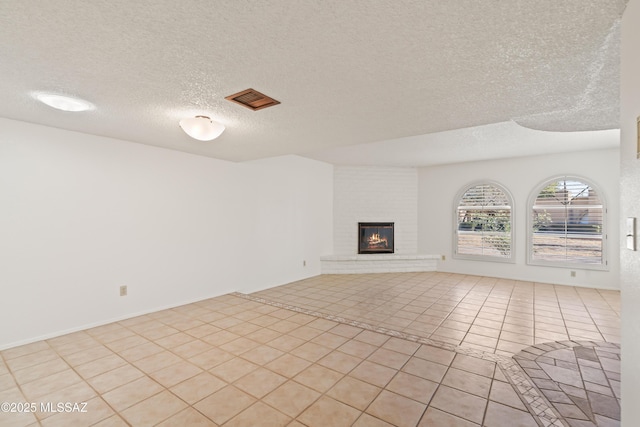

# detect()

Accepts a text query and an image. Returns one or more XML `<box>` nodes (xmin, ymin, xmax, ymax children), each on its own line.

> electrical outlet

<box><xmin>441</xmin><ymin>255</ymin><xmax>446</xmax><ymax>261</ymax></box>
<box><xmin>119</xmin><ymin>285</ymin><xmax>127</xmax><ymax>296</ymax></box>
<box><xmin>570</xmin><ymin>271</ymin><xmax>576</xmax><ymax>277</ymax></box>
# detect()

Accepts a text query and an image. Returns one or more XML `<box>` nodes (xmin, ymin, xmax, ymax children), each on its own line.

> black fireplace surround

<box><xmin>358</xmin><ymin>222</ymin><xmax>394</xmax><ymax>254</ymax></box>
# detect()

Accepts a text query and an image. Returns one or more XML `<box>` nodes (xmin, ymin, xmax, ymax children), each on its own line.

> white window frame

<box><xmin>527</xmin><ymin>175</ymin><xmax>608</xmax><ymax>270</ymax></box>
<box><xmin>453</xmin><ymin>181</ymin><xmax>515</xmax><ymax>263</ymax></box>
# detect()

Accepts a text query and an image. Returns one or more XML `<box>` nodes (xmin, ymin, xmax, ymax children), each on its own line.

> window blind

<box><xmin>456</xmin><ymin>184</ymin><xmax>512</xmax><ymax>259</ymax></box>
<box><xmin>531</xmin><ymin>178</ymin><xmax>604</xmax><ymax>265</ymax></box>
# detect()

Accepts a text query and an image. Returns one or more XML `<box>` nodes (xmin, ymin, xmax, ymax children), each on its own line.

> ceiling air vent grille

<box><xmin>225</xmin><ymin>88</ymin><xmax>280</xmax><ymax>111</ymax></box>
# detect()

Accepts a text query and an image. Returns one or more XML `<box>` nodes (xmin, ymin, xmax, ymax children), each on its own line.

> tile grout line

<box><xmin>235</xmin><ymin>291</ymin><xmax>567</xmax><ymax>427</ymax></box>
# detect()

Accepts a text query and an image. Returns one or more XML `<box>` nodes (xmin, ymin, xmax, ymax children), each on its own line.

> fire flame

<box><xmin>367</xmin><ymin>233</ymin><xmax>388</xmax><ymax>247</ymax></box>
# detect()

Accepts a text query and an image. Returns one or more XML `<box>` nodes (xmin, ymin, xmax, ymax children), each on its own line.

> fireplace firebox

<box><xmin>358</xmin><ymin>222</ymin><xmax>394</xmax><ymax>254</ymax></box>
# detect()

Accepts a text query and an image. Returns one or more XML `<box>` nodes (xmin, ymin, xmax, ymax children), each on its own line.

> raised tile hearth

<box><xmin>320</xmin><ymin>254</ymin><xmax>440</xmax><ymax>274</ymax></box>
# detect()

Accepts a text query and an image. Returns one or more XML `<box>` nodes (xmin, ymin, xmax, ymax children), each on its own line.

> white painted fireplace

<box><xmin>321</xmin><ymin>166</ymin><xmax>439</xmax><ymax>274</ymax></box>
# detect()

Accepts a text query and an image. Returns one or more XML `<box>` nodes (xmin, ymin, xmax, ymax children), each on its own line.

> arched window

<box><xmin>529</xmin><ymin>176</ymin><xmax>606</xmax><ymax>268</ymax></box>
<box><xmin>454</xmin><ymin>182</ymin><xmax>513</xmax><ymax>261</ymax></box>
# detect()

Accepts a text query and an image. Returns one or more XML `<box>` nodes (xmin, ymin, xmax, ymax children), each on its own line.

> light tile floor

<box><xmin>0</xmin><ymin>272</ymin><xmax>620</xmax><ymax>427</ymax></box>
<box><xmin>253</xmin><ymin>272</ymin><xmax>621</xmax><ymax>357</ymax></box>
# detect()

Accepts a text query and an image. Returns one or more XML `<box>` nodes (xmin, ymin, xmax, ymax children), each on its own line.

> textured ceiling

<box><xmin>0</xmin><ymin>0</ymin><xmax>627</xmax><ymax>165</ymax></box>
<box><xmin>305</xmin><ymin>121</ymin><xmax>621</xmax><ymax>166</ymax></box>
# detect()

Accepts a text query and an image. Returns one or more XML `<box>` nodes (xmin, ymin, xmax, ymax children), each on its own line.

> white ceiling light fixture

<box><xmin>179</xmin><ymin>115</ymin><xmax>225</xmax><ymax>141</ymax></box>
<box><xmin>33</xmin><ymin>92</ymin><xmax>95</xmax><ymax>112</ymax></box>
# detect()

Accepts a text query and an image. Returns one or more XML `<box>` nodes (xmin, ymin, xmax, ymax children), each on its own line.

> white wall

<box><xmin>242</xmin><ymin>155</ymin><xmax>334</xmax><ymax>291</ymax></box>
<box><xmin>418</xmin><ymin>148</ymin><xmax>620</xmax><ymax>289</ymax></box>
<box><xmin>332</xmin><ymin>166</ymin><xmax>417</xmax><ymax>255</ymax></box>
<box><xmin>0</xmin><ymin>118</ymin><xmax>333</xmax><ymax>349</ymax></box>
<box><xmin>620</xmin><ymin>1</ymin><xmax>640</xmax><ymax>422</ymax></box>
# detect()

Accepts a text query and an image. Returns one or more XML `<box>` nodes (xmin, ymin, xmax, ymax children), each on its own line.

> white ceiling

<box><xmin>305</xmin><ymin>121</ymin><xmax>621</xmax><ymax>167</ymax></box>
<box><xmin>0</xmin><ymin>0</ymin><xmax>627</xmax><ymax>166</ymax></box>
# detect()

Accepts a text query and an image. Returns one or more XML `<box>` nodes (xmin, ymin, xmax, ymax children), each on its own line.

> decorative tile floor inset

<box><xmin>514</xmin><ymin>341</ymin><xmax>621</xmax><ymax>427</ymax></box>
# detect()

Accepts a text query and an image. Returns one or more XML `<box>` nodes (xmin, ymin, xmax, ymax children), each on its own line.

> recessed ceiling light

<box><xmin>33</xmin><ymin>92</ymin><xmax>95</xmax><ymax>112</ymax></box>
